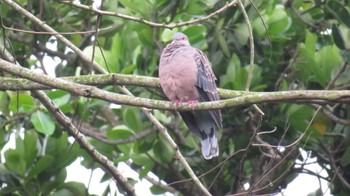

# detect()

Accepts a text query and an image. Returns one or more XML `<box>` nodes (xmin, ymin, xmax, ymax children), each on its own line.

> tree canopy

<box><xmin>1</xmin><ymin>0</ymin><xmax>350</xmax><ymax>195</ymax></box>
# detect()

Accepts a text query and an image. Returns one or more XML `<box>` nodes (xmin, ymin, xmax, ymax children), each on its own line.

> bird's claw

<box><xmin>187</xmin><ymin>100</ymin><xmax>199</xmax><ymax>111</ymax></box>
<box><xmin>172</xmin><ymin>100</ymin><xmax>182</xmax><ymax>110</ymax></box>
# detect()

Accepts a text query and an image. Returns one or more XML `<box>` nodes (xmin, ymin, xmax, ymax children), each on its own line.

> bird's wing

<box><xmin>194</xmin><ymin>50</ymin><xmax>222</xmax><ymax>129</ymax></box>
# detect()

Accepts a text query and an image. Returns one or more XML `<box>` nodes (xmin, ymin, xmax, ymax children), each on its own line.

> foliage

<box><xmin>1</xmin><ymin>0</ymin><xmax>350</xmax><ymax>195</ymax></box>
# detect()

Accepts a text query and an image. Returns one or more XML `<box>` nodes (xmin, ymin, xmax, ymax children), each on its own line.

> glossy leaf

<box><xmin>153</xmin><ymin>138</ymin><xmax>174</xmax><ymax>163</ymax></box>
<box><xmin>327</xmin><ymin>0</ymin><xmax>350</xmax><ymax>28</ymax></box>
<box><xmin>341</xmin><ymin>147</ymin><xmax>350</xmax><ymax>166</ymax></box>
<box><xmin>122</xmin><ymin>107</ymin><xmax>144</xmax><ymax>132</ymax></box>
<box><xmin>23</xmin><ymin>131</ymin><xmax>39</xmax><ymax>168</ymax></box>
<box><xmin>107</xmin><ymin>125</ymin><xmax>134</xmax><ymax>139</ymax></box>
<box><xmin>9</xmin><ymin>93</ymin><xmax>35</xmax><ymax>113</ymax></box>
<box><xmin>4</xmin><ymin>149</ymin><xmax>26</xmax><ymax>176</ymax></box>
<box><xmin>27</xmin><ymin>155</ymin><xmax>54</xmax><ymax>179</ymax></box>
<box><xmin>30</xmin><ymin>111</ymin><xmax>56</xmax><ymax>135</ymax></box>
<box><xmin>332</xmin><ymin>23</ymin><xmax>346</xmax><ymax>50</ymax></box>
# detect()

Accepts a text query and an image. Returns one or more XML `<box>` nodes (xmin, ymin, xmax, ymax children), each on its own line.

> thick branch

<box><xmin>31</xmin><ymin>90</ymin><xmax>135</xmax><ymax>196</ymax></box>
<box><xmin>1</xmin><ymin>59</ymin><xmax>350</xmax><ymax>112</ymax></box>
<box><xmin>0</xmin><ymin>74</ymin><xmax>247</xmax><ymax>98</ymax></box>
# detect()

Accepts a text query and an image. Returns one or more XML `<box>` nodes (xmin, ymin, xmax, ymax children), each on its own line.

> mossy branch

<box><xmin>1</xmin><ymin>59</ymin><xmax>350</xmax><ymax>112</ymax></box>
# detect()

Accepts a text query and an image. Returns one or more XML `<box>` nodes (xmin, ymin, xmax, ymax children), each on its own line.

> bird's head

<box><xmin>172</xmin><ymin>32</ymin><xmax>190</xmax><ymax>46</ymax></box>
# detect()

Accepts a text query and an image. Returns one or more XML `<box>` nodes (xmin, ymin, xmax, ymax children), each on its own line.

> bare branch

<box><xmin>319</xmin><ymin>141</ymin><xmax>350</xmax><ymax>190</ymax></box>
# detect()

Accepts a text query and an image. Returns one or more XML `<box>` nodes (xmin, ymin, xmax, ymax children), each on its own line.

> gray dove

<box><xmin>159</xmin><ymin>32</ymin><xmax>222</xmax><ymax>159</ymax></box>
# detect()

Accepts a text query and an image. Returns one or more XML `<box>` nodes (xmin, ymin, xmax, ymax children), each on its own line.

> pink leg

<box><xmin>187</xmin><ymin>100</ymin><xmax>199</xmax><ymax>111</ymax></box>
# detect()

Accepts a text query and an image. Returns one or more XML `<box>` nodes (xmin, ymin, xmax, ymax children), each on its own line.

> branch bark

<box><xmin>1</xmin><ymin>59</ymin><xmax>350</xmax><ymax>112</ymax></box>
<box><xmin>0</xmin><ymin>73</ymin><xmax>250</xmax><ymax>98</ymax></box>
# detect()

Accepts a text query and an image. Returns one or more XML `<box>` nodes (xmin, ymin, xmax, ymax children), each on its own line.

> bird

<box><xmin>159</xmin><ymin>32</ymin><xmax>222</xmax><ymax>159</ymax></box>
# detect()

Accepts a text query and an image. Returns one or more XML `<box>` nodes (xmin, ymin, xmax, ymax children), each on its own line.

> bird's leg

<box><xmin>187</xmin><ymin>100</ymin><xmax>199</xmax><ymax>111</ymax></box>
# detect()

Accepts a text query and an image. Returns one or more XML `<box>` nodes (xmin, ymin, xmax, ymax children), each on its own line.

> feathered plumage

<box><xmin>159</xmin><ymin>32</ymin><xmax>222</xmax><ymax>159</ymax></box>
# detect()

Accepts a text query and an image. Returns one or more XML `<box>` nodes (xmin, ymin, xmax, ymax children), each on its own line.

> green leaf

<box><xmin>341</xmin><ymin>147</ymin><xmax>350</xmax><ymax>166</ymax></box>
<box><xmin>150</xmin><ymin>185</ymin><xmax>166</xmax><ymax>195</ymax></box>
<box><xmin>23</xmin><ymin>131</ymin><xmax>38</xmax><ymax>168</ymax></box>
<box><xmin>133</xmin><ymin>138</ymin><xmax>155</xmax><ymax>154</ymax></box>
<box><xmin>183</xmin><ymin>26</ymin><xmax>206</xmax><ymax>44</ymax></box>
<box><xmin>56</xmin><ymin>182</ymin><xmax>86</xmax><ymax>195</ymax></box>
<box><xmin>314</xmin><ymin>45</ymin><xmax>342</xmax><ymax>86</ymax></box>
<box><xmin>27</xmin><ymin>155</ymin><xmax>54</xmax><ymax>179</ymax></box>
<box><xmin>47</xmin><ymin>135</ymin><xmax>80</xmax><ymax>170</ymax></box>
<box><xmin>30</xmin><ymin>111</ymin><xmax>56</xmax><ymax>135</ymax></box>
<box><xmin>327</xmin><ymin>0</ymin><xmax>350</xmax><ymax>28</ymax></box>
<box><xmin>4</xmin><ymin>149</ymin><xmax>26</xmax><ymax>176</ymax></box>
<box><xmin>267</xmin><ymin>5</ymin><xmax>290</xmax><ymax>35</ymax></box>
<box><xmin>332</xmin><ymin>23</ymin><xmax>346</xmax><ymax>50</ymax></box>
<box><xmin>305</xmin><ymin>30</ymin><xmax>317</xmax><ymax>53</ymax></box>
<box><xmin>122</xmin><ymin>107</ymin><xmax>144</xmax><ymax>132</ymax></box>
<box><xmin>107</xmin><ymin>125</ymin><xmax>134</xmax><ymax>139</ymax></box>
<box><xmin>137</xmin><ymin>26</ymin><xmax>153</xmax><ymax>47</ymax></box>
<box><xmin>130</xmin><ymin>148</ymin><xmax>155</xmax><ymax>178</ymax></box>
<box><xmin>47</xmin><ymin>90</ymin><xmax>71</xmax><ymax>107</ymax></box>
<box><xmin>121</xmin><ymin>64</ymin><xmax>137</xmax><ymax>74</ymax></box>
<box><xmin>0</xmin><ymin>92</ymin><xmax>9</xmax><ymax>114</ymax></box>
<box><xmin>288</xmin><ymin>105</ymin><xmax>314</xmax><ymax>131</ymax></box>
<box><xmin>153</xmin><ymin>138</ymin><xmax>174</xmax><ymax>163</ymax></box>
<box><xmin>218</xmin><ymin>31</ymin><xmax>230</xmax><ymax>57</ymax></box>
<box><xmin>83</xmin><ymin>46</ymin><xmax>118</xmax><ymax>73</ymax></box>
<box><xmin>9</xmin><ymin>93</ymin><xmax>35</xmax><ymax>113</ymax></box>
<box><xmin>153</xmin><ymin>110</ymin><xmax>171</xmax><ymax>124</ymax></box>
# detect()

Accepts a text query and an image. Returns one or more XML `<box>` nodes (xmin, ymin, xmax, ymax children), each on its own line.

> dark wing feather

<box><xmin>194</xmin><ymin>50</ymin><xmax>222</xmax><ymax>129</ymax></box>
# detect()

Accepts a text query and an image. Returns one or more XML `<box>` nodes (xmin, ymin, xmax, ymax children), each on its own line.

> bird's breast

<box><xmin>159</xmin><ymin>53</ymin><xmax>199</xmax><ymax>101</ymax></box>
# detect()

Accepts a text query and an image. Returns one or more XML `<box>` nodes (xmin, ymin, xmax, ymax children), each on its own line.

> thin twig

<box><xmin>2</xmin><ymin>24</ymin><xmax>101</xmax><ymax>35</ymax></box>
<box><xmin>239</xmin><ymin>1</ymin><xmax>254</xmax><ymax>91</ymax></box>
<box><xmin>238</xmin><ymin>1</ymin><xmax>264</xmax><ymax>116</ymax></box>
<box><xmin>239</xmin><ymin>113</ymin><xmax>263</xmax><ymax>190</ymax></box>
<box><xmin>319</xmin><ymin>141</ymin><xmax>350</xmax><ymax>190</ymax></box>
<box><xmin>59</xmin><ymin>0</ymin><xmax>238</xmax><ymax>29</ymax></box>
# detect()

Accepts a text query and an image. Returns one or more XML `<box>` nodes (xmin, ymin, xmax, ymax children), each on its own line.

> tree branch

<box><xmin>31</xmin><ymin>90</ymin><xmax>135</xmax><ymax>196</ymax></box>
<box><xmin>58</xmin><ymin>0</ymin><xmax>238</xmax><ymax>29</ymax></box>
<box><xmin>0</xmin><ymin>73</ymin><xmax>249</xmax><ymax>98</ymax></box>
<box><xmin>1</xmin><ymin>59</ymin><xmax>350</xmax><ymax>112</ymax></box>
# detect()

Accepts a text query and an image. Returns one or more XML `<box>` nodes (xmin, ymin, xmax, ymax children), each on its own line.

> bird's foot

<box><xmin>187</xmin><ymin>100</ymin><xmax>199</xmax><ymax>111</ymax></box>
<box><xmin>172</xmin><ymin>100</ymin><xmax>182</xmax><ymax>110</ymax></box>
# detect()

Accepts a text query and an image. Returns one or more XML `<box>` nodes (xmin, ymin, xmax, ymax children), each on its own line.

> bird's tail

<box><xmin>201</xmin><ymin>134</ymin><xmax>219</xmax><ymax>160</ymax></box>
